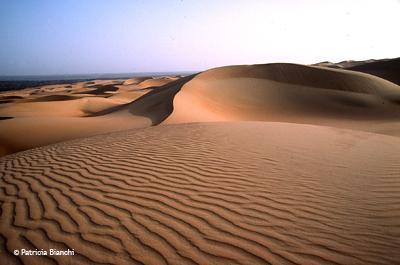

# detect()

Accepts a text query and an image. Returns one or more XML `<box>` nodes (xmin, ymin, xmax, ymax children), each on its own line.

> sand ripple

<box><xmin>1</xmin><ymin>122</ymin><xmax>399</xmax><ymax>265</ymax></box>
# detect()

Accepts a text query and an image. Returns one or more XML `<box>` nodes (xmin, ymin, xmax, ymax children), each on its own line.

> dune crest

<box><xmin>2</xmin><ymin>62</ymin><xmax>400</xmax><ymax>156</ymax></box>
<box><xmin>164</xmin><ymin>63</ymin><xmax>400</xmax><ymax>135</ymax></box>
<box><xmin>314</xmin><ymin>57</ymin><xmax>400</xmax><ymax>86</ymax></box>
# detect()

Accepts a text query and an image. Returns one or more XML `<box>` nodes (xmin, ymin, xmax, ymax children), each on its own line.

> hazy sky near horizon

<box><xmin>0</xmin><ymin>0</ymin><xmax>399</xmax><ymax>75</ymax></box>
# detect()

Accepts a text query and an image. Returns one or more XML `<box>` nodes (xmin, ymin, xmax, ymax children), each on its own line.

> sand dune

<box><xmin>122</xmin><ymin>76</ymin><xmax>179</xmax><ymax>88</ymax></box>
<box><xmin>1</xmin><ymin>122</ymin><xmax>399</xmax><ymax>265</ymax></box>
<box><xmin>313</xmin><ymin>57</ymin><xmax>400</xmax><ymax>85</ymax></box>
<box><xmin>123</xmin><ymin>77</ymin><xmax>152</xmax><ymax>85</ymax></box>
<box><xmin>164</xmin><ymin>63</ymin><xmax>400</xmax><ymax>135</ymax></box>
<box><xmin>0</xmin><ymin>81</ymin><xmax>153</xmax><ymax>156</ymax></box>
<box><xmin>0</xmin><ymin>74</ymin><xmax>193</xmax><ymax>156</ymax></box>
<box><xmin>313</xmin><ymin>59</ymin><xmax>377</xmax><ymax>69</ymax></box>
<box><xmin>346</xmin><ymin>57</ymin><xmax>400</xmax><ymax>86</ymax></box>
<box><xmin>1</xmin><ymin>62</ymin><xmax>400</xmax><ymax>156</ymax></box>
<box><xmin>75</xmin><ymin>84</ymin><xmax>119</xmax><ymax>96</ymax></box>
<box><xmin>135</xmin><ymin>76</ymin><xmax>180</xmax><ymax>89</ymax></box>
<box><xmin>0</xmin><ymin>115</ymin><xmax>152</xmax><ymax>157</ymax></box>
<box><xmin>26</xmin><ymin>94</ymin><xmax>81</xmax><ymax>102</ymax></box>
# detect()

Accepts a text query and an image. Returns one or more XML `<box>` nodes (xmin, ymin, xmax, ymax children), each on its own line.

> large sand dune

<box><xmin>165</xmin><ymin>63</ymin><xmax>400</xmax><ymax>136</ymax></box>
<box><xmin>1</xmin><ymin>63</ymin><xmax>400</xmax><ymax>156</ymax></box>
<box><xmin>1</xmin><ymin>122</ymin><xmax>399</xmax><ymax>265</ymax></box>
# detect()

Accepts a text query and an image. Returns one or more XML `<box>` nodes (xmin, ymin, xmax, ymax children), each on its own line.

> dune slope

<box><xmin>1</xmin><ymin>62</ymin><xmax>400</xmax><ymax>157</ymax></box>
<box><xmin>0</xmin><ymin>76</ymin><xmax>193</xmax><ymax>156</ymax></box>
<box><xmin>1</xmin><ymin>122</ymin><xmax>399</xmax><ymax>265</ymax></box>
<box><xmin>314</xmin><ymin>58</ymin><xmax>400</xmax><ymax>85</ymax></box>
<box><xmin>346</xmin><ymin>57</ymin><xmax>400</xmax><ymax>86</ymax></box>
<box><xmin>164</xmin><ymin>63</ymin><xmax>400</xmax><ymax>135</ymax></box>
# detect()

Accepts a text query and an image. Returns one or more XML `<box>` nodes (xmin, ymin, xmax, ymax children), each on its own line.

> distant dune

<box><xmin>123</xmin><ymin>77</ymin><xmax>152</xmax><ymax>85</ymax></box>
<box><xmin>1</xmin><ymin>60</ymin><xmax>400</xmax><ymax>264</ymax></box>
<box><xmin>314</xmin><ymin>57</ymin><xmax>400</xmax><ymax>85</ymax></box>
<box><xmin>0</xmin><ymin>77</ymin><xmax>182</xmax><ymax>156</ymax></box>
<box><xmin>346</xmin><ymin>58</ymin><xmax>400</xmax><ymax>86</ymax></box>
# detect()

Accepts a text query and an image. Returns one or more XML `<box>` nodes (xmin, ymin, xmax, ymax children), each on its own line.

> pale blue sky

<box><xmin>0</xmin><ymin>0</ymin><xmax>399</xmax><ymax>75</ymax></box>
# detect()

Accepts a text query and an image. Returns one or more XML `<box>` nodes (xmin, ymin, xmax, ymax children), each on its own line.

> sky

<box><xmin>0</xmin><ymin>0</ymin><xmax>399</xmax><ymax>75</ymax></box>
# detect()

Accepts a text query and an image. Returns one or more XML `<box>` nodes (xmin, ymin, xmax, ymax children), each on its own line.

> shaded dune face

<box><xmin>315</xmin><ymin>57</ymin><xmax>400</xmax><ymax>86</ymax></box>
<box><xmin>0</xmin><ymin>96</ymin><xmax>24</xmax><ymax>104</ymax></box>
<box><xmin>89</xmin><ymin>75</ymin><xmax>196</xmax><ymax>124</ymax></box>
<box><xmin>1</xmin><ymin>122</ymin><xmax>400</xmax><ymax>265</ymax></box>
<box><xmin>164</xmin><ymin>64</ymin><xmax>400</xmax><ymax>134</ymax></box>
<box><xmin>346</xmin><ymin>57</ymin><xmax>400</xmax><ymax>86</ymax></box>
<box><xmin>314</xmin><ymin>57</ymin><xmax>400</xmax><ymax>85</ymax></box>
<box><xmin>76</xmin><ymin>85</ymin><xmax>119</xmax><ymax>96</ymax></box>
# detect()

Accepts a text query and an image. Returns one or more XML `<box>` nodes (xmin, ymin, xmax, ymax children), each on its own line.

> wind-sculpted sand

<box><xmin>1</xmin><ymin>122</ymin><xmax>400</xmax><ymax>265</ymax></box>
<box><xmin>1</xmin><ymin>61</ymin><xmax>400</xmax><ymax>264</ymax></box>
<box><xmin>0</xmin><ymin>76</ymin><xmax>181</xmax><ymax>156</ymax></box>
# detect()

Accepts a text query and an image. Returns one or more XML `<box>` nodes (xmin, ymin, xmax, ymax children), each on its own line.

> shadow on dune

<box><xmin>90</xmin><ymin>74</ymin><xmax>197</xmax><ymax>125</ymax></box>
<box><xmin>74</xmin><ymin>84</ymin><xmax>119</xmax><ymax>95</ymax></box>
<box><xmin>314</xmin><ymin>57</ymin><xmax>400</xmax><ymax>86</ymax></box>
<box><xmin>27</xmin><ymin>94</ymin><xmax>81</xmax><ymax>102</ymax></box>
<box><xmin>0</xmin><ymin>95</ymin><xmax>24</xmax><ymax>104</ymax></box>
<box><xmin>346</xmin><ymin>57</ymin><xmax>400</xmax><ymax>86</ymax></box>
<box><xmin>0</xmin><ymin>100</ymin><xmax>14</xmax><ymax>104</ymax></box>
<box><xmin>0</xmin><ymin>95</ymin><xmax>24</xmax><ymax>100</ymax></box>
